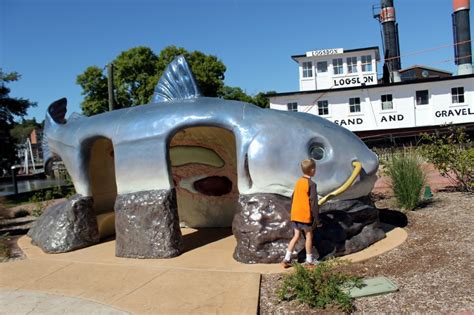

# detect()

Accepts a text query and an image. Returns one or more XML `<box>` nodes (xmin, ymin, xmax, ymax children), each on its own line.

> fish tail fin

<box><xmin>43</xmin><ymin>98</ymin><xmax>67</xmax><ymax>169</ymax></box>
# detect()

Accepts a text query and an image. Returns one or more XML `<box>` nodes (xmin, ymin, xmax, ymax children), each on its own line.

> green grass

<box><xmin>278</xmin><ymin>260</ymin><xmax>364</xmax><ymax>312</ymax></box>
<box><xmin>384</xmin><ymin>152</ymin><xmax>425</xmax><ymax>211</ymax></box>
<box><xmin>0</xmin><ymin>234</ymin><xmax>11</xmax><ymax>262</ymax></box>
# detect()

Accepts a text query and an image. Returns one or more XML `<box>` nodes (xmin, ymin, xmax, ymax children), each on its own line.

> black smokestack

<box><xmin>380</xmin><ymin>0</ymin><xmax>401</xmax><ymax>81</ymax></box>
<box><xmin>453</xmin><ymin>0</ymin><xmax>472</xmax><ymax>75</ymax></box>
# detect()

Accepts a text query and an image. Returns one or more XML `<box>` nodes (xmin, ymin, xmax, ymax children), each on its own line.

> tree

<box><xmin>218</xmin><ymin>86</ymin><xmax>254</xmax><ymax>103</ymax></box>
<box><xmin>77</xmin><ymin>46</ymin><xmax>226</xmax><ymax>116</ymax></box>
<box><xmin>0</xmin><ymin>69</ymin><xmax>36</xmax><ymax>172</ymax></box>
<box><xmin>217</xmin><ymin>87</ymin><xmax>276</xmax><ymax>109</ymax></box>
<box><xmin>76</xmin><ymin>66</ymin><xmax>109</xmax><ymax>116</ymax></box>
<box><xmin>10</xmin><ymin>118</ymin><xmax>41</xmax><ymax>143</ymax></box>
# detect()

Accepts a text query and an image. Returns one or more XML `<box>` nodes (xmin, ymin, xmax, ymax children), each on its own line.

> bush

<box><xmin>278</xmin><ymin>260</ymin><xmax>364</xmax><ymax>312</ymax></box>
<box><xmin>420</xmin><ymin>126</ymin><xmax>473</xmax><ymax>192</ymax></box>
<box><xmin>383</xmin><ymin>151</ymin><xmax>425</xmax><ymax>211</ymax></box>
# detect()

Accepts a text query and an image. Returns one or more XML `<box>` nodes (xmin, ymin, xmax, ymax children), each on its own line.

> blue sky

<box><xmin>1</xmin><ymin>0</ymin><xmax>464</xmax><ymax>121</ymax></box>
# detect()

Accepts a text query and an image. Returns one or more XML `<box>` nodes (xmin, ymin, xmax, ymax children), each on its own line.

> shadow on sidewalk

<box><xmin>182</xmin><ymin>228</ymin><xmax>233</xmax><ymax>252</ymax></box>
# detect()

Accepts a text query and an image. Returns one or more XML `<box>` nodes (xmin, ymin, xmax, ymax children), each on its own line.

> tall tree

<box><xmin>0</xmin><ymin>69</ymin><xmax>36</xmax><ymax>172</ymax></box>
<box><xmin>76</xmin><ymin>66</ymin><xmax>109</xmax><ymax>116</ymax></box>
<box><xmin>77</xmin><ymin>46</ymin><xmax>226</xmax><ymax>116</ymax></box>
<box><xmin>10</xmin><ymin>118</ymin><xmax>41</xmax><ymax>143</ymax></box>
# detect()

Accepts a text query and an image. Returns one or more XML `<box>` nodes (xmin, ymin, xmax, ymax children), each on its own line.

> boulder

<box><xmin>115</xmin><ymin>189</ymin><xmax>183</xmax><ymax>258</ymax></box>
<box><xmin>233</xmin><ymin>194</ymin><xmax>386</xmax><ymax>263</ymax></box>
<box><xmin>232</xmin><ymin>193</ymin><xmax>304</xmax><ymax>264</ymax></box>
<box><xmin>27</xmin><ymin>194</ymin><xmax>99</xmax><ymax>253</ymax></box>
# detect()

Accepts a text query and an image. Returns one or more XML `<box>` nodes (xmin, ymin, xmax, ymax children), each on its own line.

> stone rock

<box><xmin>315</xmin><ymin>199</ymin><xmax>386</xmax><ymax>258</ymax></box>
<box><xmin>233</xmin><ymin>194</ymin><xmax>386</xmax><ymax>263</ymax></box>
<box><xmin>232</xmin><ymin>193</ymin><xmax>304</xmax><ymax>264</ymax></box>
<box><xmin>115</xmin><ymin>189</ymin><xmax>183</xmax><ymax>258</ymax></box>
<box><xmin>27</xmin><ymin>194</ymin><xmax>99</xmax><ymax>253</ymax></box>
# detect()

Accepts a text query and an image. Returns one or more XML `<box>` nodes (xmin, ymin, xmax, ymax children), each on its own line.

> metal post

<box><xmin>107</xmin><ymin>63</ymin><xmax>116</xmax><ymax>111</ymax></box>
<box><xmin>11</xmin><ymin>166</ymin><xmax>18</xmax><ymax>195</ymax></box>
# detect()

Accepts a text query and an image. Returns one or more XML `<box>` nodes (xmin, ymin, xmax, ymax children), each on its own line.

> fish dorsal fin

<box><xmin>152</xmin><ymin>55</ymin><xmax>201</xmax><ymax>102</ymax></box>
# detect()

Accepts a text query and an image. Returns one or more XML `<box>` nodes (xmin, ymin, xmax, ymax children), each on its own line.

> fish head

<box><xmin>245</xmin><ymin>110</ymin><xmax>378</xmax><ymax>199</ymax></box>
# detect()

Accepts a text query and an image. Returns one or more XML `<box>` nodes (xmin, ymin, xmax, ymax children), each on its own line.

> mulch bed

<box><xmin>259</xmin><ymin>192</ymin><xmax>474</xmax><ymax>314</ymax></box>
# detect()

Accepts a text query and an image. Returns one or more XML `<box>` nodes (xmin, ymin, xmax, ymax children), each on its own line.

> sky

<box><xmin>1</xmin><ymin>0</ymin><xmax>466</xmax><ymax>121</ymax></box>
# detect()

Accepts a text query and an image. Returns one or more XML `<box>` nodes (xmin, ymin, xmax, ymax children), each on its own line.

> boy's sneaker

<box><xmin>280</xmin><ymin>259</ymin><xmax>292</xmax><ymax>269</ymax></box>
<box><xmin>303</xmin><ymin>260</ymin><xmax>320</xmax><ymax>268</ymax></box>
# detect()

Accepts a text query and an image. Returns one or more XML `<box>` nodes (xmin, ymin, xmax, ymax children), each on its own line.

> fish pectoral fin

<box><xmin>152</xmin><ymin>55</ymin><xmax>202</xmax><ymax>102</ymax></box>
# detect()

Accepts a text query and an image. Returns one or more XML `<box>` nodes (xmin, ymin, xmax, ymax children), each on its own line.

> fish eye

<box><xmin>309</xmin><ymin>143</ymin><xmax>325</xmax><ymax>161</ymax></box>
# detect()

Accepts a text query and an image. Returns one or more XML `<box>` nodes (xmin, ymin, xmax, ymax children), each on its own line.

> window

<box><xmin>347</xmin><ymin>57</ymin><xmax>358</xmax><ymax>73</ymax></box>
<box><xmin>381</xmin><ymin>94</ymin><xmax>393</xmax><ymax>110</ymax></box>
<box><xmin>333</xmin><ymin>58</ymin><xmax>343</xmax><ymax>75</ymax></box>
<box><xmin>317</xmin><ymin>100</ymin><xmax>329</xmax><ymax>116</ymax></box>
<box><xmin>416</xmin><ymin>90</ymin><xmax>429</xmax><ymax>105</ymax></box>
<box><xmin>361</xmin><ymin>55</ymin><xmax>372</xmax><ymax>72</ymax></box>
<box><xmin>302</xmin><ymin>62</ymin><xmax>313</xmax><ymax>78</ymax></box>
<box><xmin>349</xmin><ymin>97</ymin><xmax>361</xmax><ymax>113</ymax></box>
<box><xmin>287</xmin><ymin>102</ymin><xmax>298</xmax><ymax>112</ymax></box>
<box><xmin>317</xmin><ymin>61</ymin><xmax>327</xmax><ymax>73</ymax></box>
<box><xmin>452</xmin><ymin>87</ymin><xmax>465</xmax><ymax>103</ymax></box>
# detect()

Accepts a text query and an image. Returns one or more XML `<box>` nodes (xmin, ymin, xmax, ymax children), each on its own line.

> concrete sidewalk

<box><xmin>0</xmin><ymin>227</ymin><xmax>406</xmax><ymax>314</ymax></box>
<box><xmin>0</xmin><ymin>259</ymin><xmax>260</xmax><ymax>314</ymax></box>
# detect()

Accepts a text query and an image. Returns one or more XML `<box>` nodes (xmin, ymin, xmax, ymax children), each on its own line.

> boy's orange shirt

<box><xmin>290</xmin><ymin>176</ymin><xmax>319</xmax><ymax>224</ymax></box>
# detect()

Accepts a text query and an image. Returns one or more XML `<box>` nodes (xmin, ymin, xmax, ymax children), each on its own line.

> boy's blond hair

<box><xmin>301</xmin><ymin>159</ymin><xmax>316</xmax><ymax>175</ymax></box>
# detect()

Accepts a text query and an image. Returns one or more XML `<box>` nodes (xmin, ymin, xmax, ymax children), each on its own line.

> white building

<box><xmin>269</xmin><ymin>47</ymin><xmax>474</xmax><ymax>138</ymax></box>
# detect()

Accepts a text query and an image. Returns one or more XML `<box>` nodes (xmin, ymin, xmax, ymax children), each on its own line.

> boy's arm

<box><xmin>309</xmin><ymin>181</ymin><xmax>320</xmax><ymax>227</ymax></box>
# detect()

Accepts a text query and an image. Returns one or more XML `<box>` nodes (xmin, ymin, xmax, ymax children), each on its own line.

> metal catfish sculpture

<box><xmin>43</xmin><ymin>56</ymin><xmax>378</xmax><ymax>201</ymax></box>
<box><xmin>35</xmin><ymin>55</ymin><xmax>381</xmax><ymax>262</ymax></box>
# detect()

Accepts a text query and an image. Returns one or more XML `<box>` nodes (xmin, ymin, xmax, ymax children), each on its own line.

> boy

<box><xmin>281</xmin><ymin>159</ymin><xmax>320</xmax><ymax>268</ymax></box>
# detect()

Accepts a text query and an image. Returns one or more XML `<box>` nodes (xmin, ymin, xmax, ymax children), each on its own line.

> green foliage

<box><xmin>77</xmin><ymin>46</ymin><xmax>227</xmax><ymax>116</ymax></box>
<box><xmin>217</xmin><ymin>87</ymin><xmax>276</xmax><ymax>109</ymax></box>
<box><xmin>218</xmin><ymin>86</ymin><xmax>254</xmax><ymax>103</ymax></box>
<box><xmin>0</xmin><ymin>233</ymin><xmax>11</xmax><ymax>262</ymax></box>
<box><xmin>0</xmin><ymin>69</ymin><xmax>36</xmax><ymax>171</ymax></box>
<box><xmin>420</xmin><ymin>127</ymin><xmax>473</xmax><ymax>192</ymax></box>
<box><xmin>383</xmin><ymin>151</ymin><xmax>425</xmax><ymax>210</ymax></box>
<box><xmin>114</xmin><ymin>46</ymin><xmax>160</xmax><ymax>108</ymax></box>
<box><xmin>76</xmin><ymin>66</ymin><xmax>109</xmax><ymax>116</ymax></box>
<box><xmin>10</xmin><ymin>118</ymin><xmax>41</xmax><ymax>142</ymax></box>
<box><xmin>278</xmin><ymin>260</ymin><xmax>364</xmax><ymax>312</ymax></box>
<box><xmin>28</xmin><ymin>185</ymin><xmax>75</xmax><ymax>217</ymax></box>
<box><xmin>77</xmin><ymin>45</ymin><xmax>275</xmax><ymax>116</ymax></box>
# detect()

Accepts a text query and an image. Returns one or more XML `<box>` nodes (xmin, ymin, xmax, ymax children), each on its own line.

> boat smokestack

<box><xmin>380</xmin><ymin>0</ymin><xmax>401</xmax><ymax>82</ymax></box>
<box><xmin>453</xmin><ymin>0</ymin><xmax>473</xmax><ymax>75</ymax></box>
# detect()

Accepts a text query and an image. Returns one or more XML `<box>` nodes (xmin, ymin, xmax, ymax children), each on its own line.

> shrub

<box><xmin>420</xmin><ymin>126</ymin><xmax>473</xmax><ymax>193</ymax></box>
<box><xmin>278</xmin><ymin>260</ymin><xmax>364</xmax><ymax>312</ymax></box>
<box><xmin>383</xmin><ymin>151</ymin><xmax>425</xmax><ymax>211</ymax></box>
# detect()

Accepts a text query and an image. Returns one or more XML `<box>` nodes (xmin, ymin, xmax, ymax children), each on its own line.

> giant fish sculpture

<box><xmin>29</xmin><ymin>56</ymin><xmax>383</xmax><ymax>263</ymax></box>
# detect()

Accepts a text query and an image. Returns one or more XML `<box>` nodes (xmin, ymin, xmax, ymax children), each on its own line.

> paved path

<box><xmin>0</xmin><ymin>227</ymin><xmax>406</xmax><ymax>314</ymax></box>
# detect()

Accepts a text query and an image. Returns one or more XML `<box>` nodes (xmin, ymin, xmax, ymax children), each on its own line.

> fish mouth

<box><xmin>336</xmin><ymin>172</ymin><xmax>378</xmax><ymax>200</ymax></box>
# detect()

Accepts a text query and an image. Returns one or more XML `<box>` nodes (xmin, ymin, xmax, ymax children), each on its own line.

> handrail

<box><xmin>318</xmin><ymin>161</ymin><xmax>362</xmax><ymax>206</ymax></box>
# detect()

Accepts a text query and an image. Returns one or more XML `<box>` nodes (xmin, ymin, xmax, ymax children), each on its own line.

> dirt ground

<box><xmin>260</xmin><ymin>192</ymin><xmax>474</xmax><ymax>314</ymax></box>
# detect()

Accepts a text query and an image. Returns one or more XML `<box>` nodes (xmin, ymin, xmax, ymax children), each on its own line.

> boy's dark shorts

<box><xmin>292</xmin><ymin>221</ymin><xmax>313</xmax><ymax>233</ymax></box>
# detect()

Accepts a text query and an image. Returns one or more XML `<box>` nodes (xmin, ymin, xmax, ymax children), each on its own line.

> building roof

<box><xmin>291</xmin><ymin>46</ymin><xmax>380</xmax><ymax>63</ymax></box>
<box><xmin>399</xmin><ymin>64</ymin><xmax>452</xmax><ymax>74</ymax></box>
<box><xmin>267</xmin><ymin>73</ymin><xmax>474</xmax><ymax>98</ymax></box>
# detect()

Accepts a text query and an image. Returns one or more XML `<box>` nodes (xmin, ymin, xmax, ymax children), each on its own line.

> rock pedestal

<box><xmin>315</xmin><ymin>200</ymin><xmax>386</xmax><ymax>258</ymax></box>
<box><xmin>232</xmin><ymin>194</ymin><xmax>304</xmax><ymax>263</ymax></box>
<box><xmin>27</xmin><ymin>194</ymin><xmax>99</xmax><ymax>253</ymax></box>
<box><xmin>115</xmin><ymin>189</ymin><xmax>183</xmax><ymax>258</ymax></box>
<box><xmin>233</xmin><ymin>194</ymin><xmax>386</xmax><ymax>264</ymax></box>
